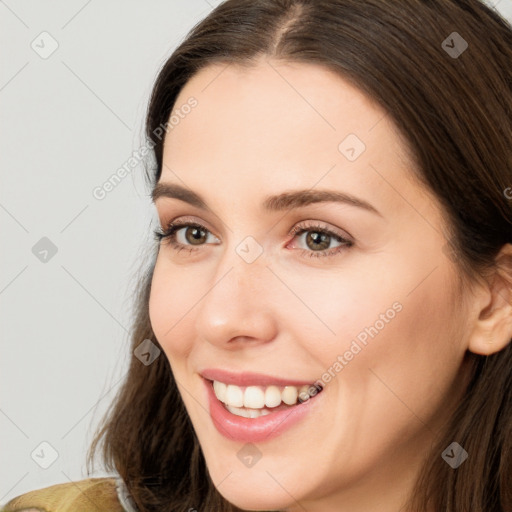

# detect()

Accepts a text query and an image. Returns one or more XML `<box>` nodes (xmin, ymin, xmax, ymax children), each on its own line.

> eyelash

<box><xmin>153</xmin><ymin>220</ymin><xmax>353</xmax><ymax>259</ymax></box>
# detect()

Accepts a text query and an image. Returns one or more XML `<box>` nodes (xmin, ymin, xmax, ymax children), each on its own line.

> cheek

<box><xmin>292</xmin><ymin>250</ymin><xmax>464</xmax><ymax>401</ymax></box>
<box><xmin>346</xmin><ymin>268</ymin><xmax>462</xmax><ymax>413</ymax></box>
<box><xmin>274</xmin><ymin>257</ymin><xmax>404</xmax><ymax>369</ymax></box>
<box><xmin>285</xmin><ymin>257</ymin><xmax>466</xmax><ymax>472</ymax></box>
<box><xmin>148</xmin><ymin>258</ymin><xmax>201</xmax><ymax>359</ymax></box>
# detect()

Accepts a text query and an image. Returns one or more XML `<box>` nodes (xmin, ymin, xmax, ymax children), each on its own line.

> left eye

<box><xmin>288</xmin><ymin>225</ymin><xmax>353</xmax><ymax>257</ymax></box>
<box><xmin>293</xmin><ymin>229</ymin><xmax>346</xmax><ymax>251</ymax></box>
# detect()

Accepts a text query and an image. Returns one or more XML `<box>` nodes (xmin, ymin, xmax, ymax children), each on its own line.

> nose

<box><xmin>195</xmin><ymin>252</ymin><xmax>279</xmax><ymax>348</ymax></box>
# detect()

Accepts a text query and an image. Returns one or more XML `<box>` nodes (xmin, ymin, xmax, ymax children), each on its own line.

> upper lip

<box><xmin>200</xmin><ymin>368</ymin><xmax>317</xmax><ymax>387</ymax></box>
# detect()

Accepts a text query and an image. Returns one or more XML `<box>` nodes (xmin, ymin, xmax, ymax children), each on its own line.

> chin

<box><xmin>205</xmin><ymin>461</ymin><xmax>302</xmax><ymax>511</ymax></box>
<box><xmin>216</xmin><ymin>485</ymin><xmax>293</xmax><ymax>512</ymax></box>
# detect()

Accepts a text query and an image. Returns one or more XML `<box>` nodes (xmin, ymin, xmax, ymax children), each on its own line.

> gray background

<box><xmin>1</xmin><ymin>0</ymin><xmax>511</xmax><ymax>504</ymax></box>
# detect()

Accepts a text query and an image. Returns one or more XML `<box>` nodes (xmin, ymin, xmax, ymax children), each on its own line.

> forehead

<box><xmin>160</xmin><ymin>58</ymin><xmax>434</xmax><ymax>223</ymax></box>
<box><xmin>167</xmin><ymin>58</ymin><xmax>391</xmax><ymax>151</ymax></box>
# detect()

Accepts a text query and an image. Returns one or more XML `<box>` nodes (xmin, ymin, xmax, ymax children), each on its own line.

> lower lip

<box><xmin>204</xmin><ymin>378</ymin><xmax>323</xmax><ymax>443</ymax></box>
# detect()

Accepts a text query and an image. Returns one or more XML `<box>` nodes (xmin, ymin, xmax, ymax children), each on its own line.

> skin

<box><xmin>148</xmin><ymin>57</ymin><xmax>512</xmax><ymax>512</ymax></box>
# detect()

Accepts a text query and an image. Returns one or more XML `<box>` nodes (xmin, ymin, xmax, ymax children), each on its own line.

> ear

<box><xmin>467</xmin><ymin>243</ymin><xmax>512</xmax><ymax>356</ymax></box>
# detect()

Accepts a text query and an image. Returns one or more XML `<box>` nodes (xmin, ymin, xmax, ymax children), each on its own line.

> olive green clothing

<box><xmin>1</xmin><ymin>477</ymin><xmax>138</xmax><ymax>512</ymax></box>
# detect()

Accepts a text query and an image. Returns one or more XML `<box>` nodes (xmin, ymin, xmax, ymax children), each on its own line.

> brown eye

<box><xmin>153</xmin><ymin>221</ymin><xmax>221</xmax><ymax>249</ymax></box>
<box><xmin>305</xmin><ymin>231</ymin><xmax>331</xmax><ymax>251</ymax></box>
<box><xmin>288</xmin><ymin>223</ymin><xmax>353</xmax><ymax>259</ymax></box>
<box><xmin>184</xmin><ymin>226</ymin><xmax>208</xmax><ymax>245</ymax></box>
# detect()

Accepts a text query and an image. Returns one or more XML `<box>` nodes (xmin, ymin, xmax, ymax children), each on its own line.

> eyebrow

<box><xmin>151</xmin><ymin>182</ymin><xmax>382</xmax><ymax>217</ymax></box>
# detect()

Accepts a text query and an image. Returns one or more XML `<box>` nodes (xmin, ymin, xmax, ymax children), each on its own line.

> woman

<box><xmin>3</xmin><ymin>0</ymin><xmax>511</xmax><ymax>511</ymax></box>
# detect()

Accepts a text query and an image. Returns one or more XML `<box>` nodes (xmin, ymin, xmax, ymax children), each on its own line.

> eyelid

<box><xmin>288</xmin><ymin>220</ymin><xmax>353</xmax><ymax>243</ymax></box>
<box><xmin>161</xmin><ymin>214</ymin><xmax>219</xmax><ymax>236</ymax></box>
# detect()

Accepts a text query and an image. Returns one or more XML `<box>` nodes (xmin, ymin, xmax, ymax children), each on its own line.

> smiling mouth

<box><xmin>209</xmin><ymin>379</ymin><xmax>323</xmax><ymax>418</ymax></box>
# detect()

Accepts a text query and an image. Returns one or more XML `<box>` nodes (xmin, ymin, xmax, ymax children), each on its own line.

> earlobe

<box><xmin>467</xmin><ymin>244</ymin><xmax>512</xmax><ymax>356</ymax></box>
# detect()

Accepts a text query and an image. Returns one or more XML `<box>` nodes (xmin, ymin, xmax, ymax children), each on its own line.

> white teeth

<box><xmin>225</xmin><ymin>384</ymin><xmax>244</xmax><ymax>407</ymax></box>
<box><xmin>213</xmin><ymin>381</ymin><xmax>227</xmax><ymax>402</ymax></box>
<box><xmin>282</xmin><ymin>385</ymin><xmax>298</xmax><ymax>405</ymax></box>
<box><xmin>244</xmin><ymin>386</ymin><xmax>265</xmax><ymax>408</ymax></box>
<box><xmin>212</xmin><ymin>380</ymin><xmax>321</xmax><ymax>409</ymax></box>
<box><xmin>264</xmin><ymin>385</ymin><xmax>282</xmax><ymax>408</ymax></box>
<box><xmin>298</xmin><ymin>385</ymin><xmax>311</xmax><ymax>403</ymax></box>
<box><xmin>226</xmin><ymin>404</ymin><xmax>272</xmax><ymax>418</ymax></box>
<box><xmin>225</xmin><ymin>404</ymin><xmax>250</xmax><ymax>418</ymax></box>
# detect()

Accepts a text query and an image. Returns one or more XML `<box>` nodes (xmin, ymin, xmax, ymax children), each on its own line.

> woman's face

<box><xmin>149</xmin><ymin>58</ymin><xmax>473</xmax><ymax>512</ymax></box>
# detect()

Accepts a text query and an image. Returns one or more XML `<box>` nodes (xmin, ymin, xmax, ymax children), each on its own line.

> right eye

<box><xmin>154</xmin><ymin>221</ymin><xmax>220</xmax><ymax>250</ymax></box>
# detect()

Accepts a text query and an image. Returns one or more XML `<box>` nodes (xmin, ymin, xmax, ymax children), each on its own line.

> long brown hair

<box><xmin>87</xmin><ymin>1</ymin><xmax>512</xmax><ymax>510</ymax></box>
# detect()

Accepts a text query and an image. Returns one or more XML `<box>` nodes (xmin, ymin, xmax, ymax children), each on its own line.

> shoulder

<box><xmin>1</xmin><ymin>477</ymin><xmax>130</xmax><ymax>512</ymax></box>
